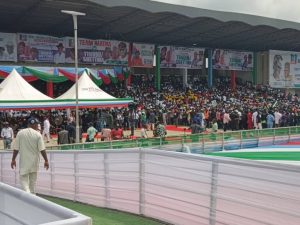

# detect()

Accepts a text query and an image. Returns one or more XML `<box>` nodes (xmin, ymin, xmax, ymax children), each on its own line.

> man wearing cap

<box><xmin>1</xmin><ymin>122</ymin><xmax>14</xmax><ymax>149</ymax></box>
<box><xmin>53</xmin><ymin>42</ymin><xmax>65</xmax><ymax>64</ymax></box>
<box><xmin>11</xmin><ymin>117</ymin><xmax>49</xmax><ymax>194</ymax></box>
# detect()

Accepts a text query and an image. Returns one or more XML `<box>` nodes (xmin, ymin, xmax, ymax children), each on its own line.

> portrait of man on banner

<box><xmin>53</xmin><ymin>43</ymin><xmax>66</xmax><ymax>64</ymax></box>
<box><xmin>17</xmin><ymin>41</ymin><xmax>30</xmax><ymax>61</ymax></box>
<box><xmin>131</xmin><ymin>46</ymin><xmax>143</xmax><ymax>67</ymax></box>
<box><xmin>160</xmin><ymin>46</ymin><xmax>170</xmax><ymax>67</ymax></box>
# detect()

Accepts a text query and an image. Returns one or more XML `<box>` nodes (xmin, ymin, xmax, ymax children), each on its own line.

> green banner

<box><xmin>23</xmin><ymin>67</ymin><xmax>68</xmax><ymax>83</ymax></box>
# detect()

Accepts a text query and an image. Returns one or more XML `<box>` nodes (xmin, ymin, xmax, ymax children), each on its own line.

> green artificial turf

<box><xmin>206</xmin><ymin>151</ymin><xmax>300</xmax><ymax>160</ymax></box>
<box><xmin>43</xmin><ymin>196</ymin><xmax>166</xmax><ymax>225</ymax></box>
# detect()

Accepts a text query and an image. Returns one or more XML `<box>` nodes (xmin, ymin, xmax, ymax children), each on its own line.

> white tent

<box><xmin>0</xmin><ymin>69</ymin><xmax>53</xmax><ymax>100</ymax></box>
<box><xmin>56</xmin><ymin>71</ymin><xmax>116</xmax><ymax>100</ymax></box>
<box><xmin>0</xmin><ymin>69</ymin><xmax>131</xmax><ymax>110</ymax></box>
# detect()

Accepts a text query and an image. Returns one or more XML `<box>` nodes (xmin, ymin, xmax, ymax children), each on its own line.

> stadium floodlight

<box><xmin>61</xmin><ymin>10</ymin><xmax>85</xmax><ymax>143</ymax></box>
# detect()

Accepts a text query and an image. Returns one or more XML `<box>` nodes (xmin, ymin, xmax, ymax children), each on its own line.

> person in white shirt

<box><xmin>42</xmin><ymin>117</ymin><xmax>51</xmax><ymax>143</ymax></box>
<box><xmin>252</xmin><ymin>110</ymin><xmax>258</xmax><ymax>129</ymax></box>
<box><xmin>53</xmin><ymin>43</ymin><xmax>65</xmax><ymax>64</ymax></box>
<box><xmin>140</xmin><ymin>125</ymin><xmax>148</xmax><ymax>138</ymax></box>
<box><xmin>274</xmin><ymin>110</ymin><xmax>282</xmax><ymax>128</ymax></box>
<box><xmin>11</xmin><ymin>117</ymin><xmax>49</xmax><ymax>194</ymax></box>
<box><xmin>1</xmin><ymin>121</ymin><xmax>14</xmax><ymax>149</ymax></box>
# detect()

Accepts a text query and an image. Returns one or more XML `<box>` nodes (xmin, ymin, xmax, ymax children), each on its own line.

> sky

<box><xmin>151</xmin><ymin>0</ymin><xmax>300</xmax><ymax>23</ymax></box>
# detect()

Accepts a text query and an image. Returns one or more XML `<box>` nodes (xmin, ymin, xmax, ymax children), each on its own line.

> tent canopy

<box><xmin>56</xmin><ymin>71</ymin><xmax>115</xmax><ymax>100</ymax></box>
<box><xmin>0</xmin><ymin>69</ymin><xmax>53</xmax><ymax>101</ymax></box>
<box><xmin>0</xmin><ymin>69</ymin><xmax>132</xmax><ymax>110</ymax></box>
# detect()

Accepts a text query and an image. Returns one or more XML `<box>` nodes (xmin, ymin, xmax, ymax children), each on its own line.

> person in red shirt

<box><xmin>111</xmin><ymin>126</ymin><xmax>124</xmax><ymax>140</ymax></box>
<box><xmin>247</xmin><ymin>109</ymin><xmax>253</xmax><ymax>129</ymax></box>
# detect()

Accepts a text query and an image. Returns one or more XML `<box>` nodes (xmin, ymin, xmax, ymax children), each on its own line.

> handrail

<box><xmin>47</xmin><ymin>126</ymin><xmax>300</xmax><ymax>151</ymax></box>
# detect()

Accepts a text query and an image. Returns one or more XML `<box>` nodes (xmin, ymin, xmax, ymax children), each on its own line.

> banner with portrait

<box><xmin>17</xmin><ymin>33</ymin><xmax>66</xmax><ymax>63</ymax></box>
<box><xmin>0</xmin><ymin>33</ymin><xmax>17</xmax><ymax>62</ymax></box>
<box><xmin>212</xmin><ymin>49</ymin><xmax>253</xmax><ymax>71</ymax></box>
<box><xmin>159</xmin><ymin>46</ymin><xmax>205</xmax><ymax>68</ymax></box>
<box><xmin>269</xmin><ymin>50</ymin><xmax>300</xmax><ymax>88</ymax></box>
<box><xmin>65</xmin><ymin>37</ymin><xmax>129</xmax><ymax>65</ymax></box>
<box><xmin>131</xmin><ymin>43</ymin><xmax>154</xmax><ymax>67</ymax></box>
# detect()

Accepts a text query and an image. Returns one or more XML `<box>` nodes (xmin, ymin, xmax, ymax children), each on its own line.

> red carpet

<box><xmin>165</xmin><ymin>125</ymin><xmax>191</xmax><ymax>132</ymax></box>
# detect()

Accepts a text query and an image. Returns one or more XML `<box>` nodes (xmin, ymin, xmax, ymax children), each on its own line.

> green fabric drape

<box><xmin>23</xmin><ymin>67</ymin><xmax>68</xmax><ymax>83</ymax></box>
<box><xmin>87</xmin><ymin>69</ymin><xmax>103</xmax><ymax>86</ymax></box>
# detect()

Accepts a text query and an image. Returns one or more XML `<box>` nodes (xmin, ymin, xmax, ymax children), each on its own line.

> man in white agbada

<box><xmin>11</xmin><ymin>117</ymin><xmax>49</xmax><ymax>194</ymax></box>
<box><xmin>252</xmin><ymin>109</ymin><xmax>258</xmax><ymax>129</ymax></box>
<box><xmin>42</xmin><ymin>116</ymin><xmax>51</xmax><ymax>143</ymax></box>
<box><xmin>274</xmin><ymin>109</ymin><xmax>282</xmax><ymax>128</ymax></box>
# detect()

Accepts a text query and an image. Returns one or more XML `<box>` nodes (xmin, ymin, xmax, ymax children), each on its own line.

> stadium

<box><xmin>0</xmin><ymin>0</ymin><xmax>300</xmax><ymax>225</ymax></box>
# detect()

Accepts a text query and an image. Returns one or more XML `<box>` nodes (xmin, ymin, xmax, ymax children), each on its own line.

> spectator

<box><xmin>57</xmin><ymin>125</ymin><xmax>69</xmax><ymax>145</ymax></box>
<box><xmin>1</xmin><ymin>122</ymin><xmax>14</xmax><ymax>149</ymax></box>
<box><xmin>86</xmin><ymin>122</ymin><xmax>98</xmax><ymax>142</ymax></box>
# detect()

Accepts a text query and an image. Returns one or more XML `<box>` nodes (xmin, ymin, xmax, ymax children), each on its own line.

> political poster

<box><xmin>159</xmin><ymin>46</ymin><xmax>205</xmax><ymax>68</ymax></box>
<box><xmin>269</xmin><ymin>50</ymin><xmax>300</xmax><ymax>88</ymax></box>
<box><xmin>65</xmin><ymin>37</ymin><xmax>129</xmax><ymax>65</ymax></box>
<box><xmin>0</xmin><ymin>32</ymin><xmax>17</xmax><ymax>62</ymax></box>
<box><xmin>131</xmin><ymin>43</ymin><xmax>154</xmax><ymax>67</ymax></box>
<box><xmin>17</xmin><ymin>33</ymin><xmax>66</xmax><ymax>63</ymax></box>
<box><xmin>212</xmin><ymin>49</ymin><xmax>253</xmax><ymax>71</ymax></box>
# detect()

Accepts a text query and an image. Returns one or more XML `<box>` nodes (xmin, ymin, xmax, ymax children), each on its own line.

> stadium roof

<box><xmin>1</xmin><ymin>0</ymin><xmax>300</xmax><ymax>51</ymax></box>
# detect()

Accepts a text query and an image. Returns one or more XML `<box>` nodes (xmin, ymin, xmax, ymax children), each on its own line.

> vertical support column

<box><xmin>183</xmin><ymin>68</ymin><xmax>188</xmax><ymax>89</ymax></box>
<box><xmin>222</xmin><ymin>132</ymin><xmax>225</xmax><ymax>151</ymax></box>
<box><xmin>230</xmin><ymin>70</ymin><xmax>236</xmax><ymax>90</ymax></box>
<box><xmin>0</xmin><ymin>153</ymin><xmax>2</xmax><ymax>182</ymax></box>
<box><xmin>252</xmin><ymin>53</ymin><xmax>257</xmax><ymax>85</ymax></box>
<box><xmin>208</xmin><ymin>49</ymin><xmax>213</xmax><ymax>88</ymax></box>
<box><xmin>104</xmin><ymin>152</ymin><xmax>110</xmax><ymax>208</ymax></box>
<box><xmin>74</xmin><ymin>152</ymin><xmax>79</xmax><ymax>201</ymax></box>
<box><xmin>50</xmin><ymin>153</ymin><xmax>54</xmax><ymax>195</ymax></box>
<box><xmin>209</xmin><ymin>162</ymin><xmax>219</xmax><ymax>225</ymax></box>
<box><xmin>47</xmin><ymin>81</ymin><xmax>54</xmax><ymax>97</ymax></box>
<box><xmin>139</xmin><ymin>149</ymin><xmax>145</xmax><ymax>215</ymax></box>
<box><xmin>155</xmin><ymin>46</ymin><xmax>161</xmax><ymax>91</ymax></box>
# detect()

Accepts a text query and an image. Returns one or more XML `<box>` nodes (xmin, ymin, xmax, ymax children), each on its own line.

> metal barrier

<box><xmin>47</xmin><ymin>126</ymin><xmax>300</xmax><ymax>152</ymax></box>
<box><xmin>1</xmin><ymin>149</ymin><xmax>300</xmax><ymax>225</ymax></box>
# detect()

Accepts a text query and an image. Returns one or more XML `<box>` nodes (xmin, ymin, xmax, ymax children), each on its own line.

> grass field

<box><xmin>43</xmin><ymin>196</ymin><xmax>166</xmax><ymax>225</ymax></box>
<box><xmin>206</xmin><ymin>151</ymin><xmax>300</xmax><ymax>160</ymax></box>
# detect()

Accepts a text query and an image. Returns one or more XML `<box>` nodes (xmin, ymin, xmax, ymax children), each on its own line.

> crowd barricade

<box><xmin>1</xmin><ymin>149</ymin><xmax>300</xmax><ymax>225</ymax></box>
<box><xmin>0</xmin><ymin>182</ymin><xmax>91</xmax><ymax>225</ymax></box>
<box><xmin>47</xmin><ymin>126</ymin><xmax>300</xmax><ymax>152</ymax></box>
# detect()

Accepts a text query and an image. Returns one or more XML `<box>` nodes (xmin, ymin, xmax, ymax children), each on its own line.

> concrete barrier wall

<box><xmin>1</xmin><ymin>149</ymin><xmax>300</xmax><ymax>225</ymax></box>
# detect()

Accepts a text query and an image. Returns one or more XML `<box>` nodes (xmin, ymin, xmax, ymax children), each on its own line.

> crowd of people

<box><xmin>0</xmin><ymin>74</ymin><xmax>299</xmax><ymax>147</ymax></box>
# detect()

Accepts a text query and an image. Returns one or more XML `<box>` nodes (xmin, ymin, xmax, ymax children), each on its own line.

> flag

<box><xmin>99</xmin><ymin>69</ymin><xmax>111</xmax><ymax>85</ymax></box>
<box><xmin>88</xmin><ymin>69</ymin><xmax>103</xmax><ymax>86</ymax></box>
<box><xmin>123</xmin><ymin>67</ymin><xmax>130</xmax><ymax>79</ymax></box>
<box><xmin>107</xmin><ymin>69</ymin><xmax>118</xmax><ymax>84</ymax></box>
<box><xmin>114</xmin><ymin>67</ymin><xmax>125</xmax><ymax>81</ymax></box>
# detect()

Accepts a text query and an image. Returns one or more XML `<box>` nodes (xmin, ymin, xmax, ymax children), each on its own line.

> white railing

<box><xmin>1</xmin><ymin>149</ymin><xmax>300</xmax><ymax>225</ymax></box>
<box><xmin>0</xmin><ymin>182</ymin><xmax>91</xmax><ymax>225</ymax></box>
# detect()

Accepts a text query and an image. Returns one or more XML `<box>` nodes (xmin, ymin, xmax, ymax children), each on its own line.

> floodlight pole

<box><xmin>61</xmin><ymin>10</ymin><xmax>85</xmax><ymax>143</ymax></box>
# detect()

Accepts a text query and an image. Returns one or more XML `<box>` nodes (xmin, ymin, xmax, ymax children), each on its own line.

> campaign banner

<box><xmin>0</xmin><ymin>33</ymin><xmax>17</xmax><ymax>62</ymax></box>
<box><xmin>212</xmin><ymin>49</ymin><xmax>253</xmax><ymax>71</ymax></box>
<box><xmin>131</xmin><ymin>43</ymin><xmax>154</xmax><ymax>67</ymax></box>
<box><xmin>269</xmin><ymin>50</ymin><xmax>300</xmax><ymax>88</ymax></box>
<box><xmin>17</xmin><ymin>33</ymin><xmax>66</xmax><ymax>63</ymax></box>
<box><xmin>159</xmin><ymin>46</ymin><xmax>205</xmax><ymax>68</ymax></box>
<box><xmin>65</xmin><ymin>37</ymin><xmax>129</xmax><ymax>65</ymax></box>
